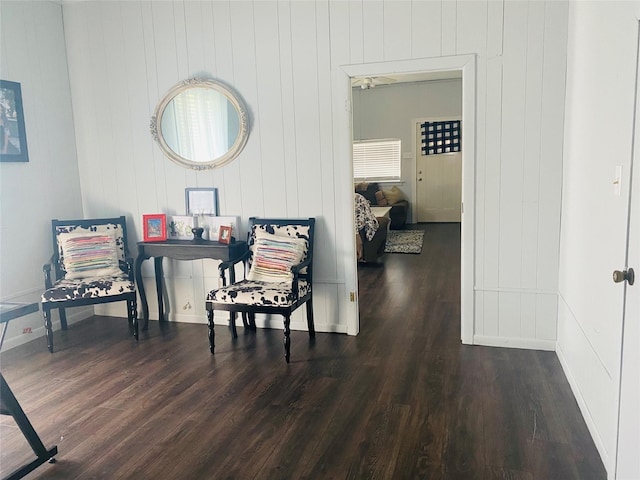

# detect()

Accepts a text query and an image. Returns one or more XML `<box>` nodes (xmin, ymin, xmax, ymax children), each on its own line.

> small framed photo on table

<box><xmin>218</xmin><ymin>225</ymin><xmax>232</xmax><ymax>244</ymax></box>
<box><xmin>143</xmin><ymin>214</ymin><xmax>167</xmax><ymax>242</ymax></box>
<box><xmin>185</xmin><ymin>187</ymin><xmax>218</xmax><ymax>215</ymax></box>
<box><xmin>201</xmin><ymin>215</ymin><xmax>240</xmax><ymax>241</ymax></box>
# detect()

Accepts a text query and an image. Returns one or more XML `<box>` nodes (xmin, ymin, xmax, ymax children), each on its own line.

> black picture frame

<box><xmin>185</xmin><ymin>187</ymin><xmax>219</xmax><ymax>216</ymax></box>
<box><xmin>0</xmin><ymin>80</ymin><xmax>29</xmax><ymax>163</ymax></box>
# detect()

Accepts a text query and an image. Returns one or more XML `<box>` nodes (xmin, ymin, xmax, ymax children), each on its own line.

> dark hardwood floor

<box><xmin>0</xmin><ymin>223</ymin><xmax>606</xmax><ymax>479</ymax></box>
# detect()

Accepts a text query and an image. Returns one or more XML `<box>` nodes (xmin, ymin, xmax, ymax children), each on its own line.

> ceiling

<box><xmin>351</xmin><ymin>70</ymin><xmax>462</xmax><ymax>88</ymax></box>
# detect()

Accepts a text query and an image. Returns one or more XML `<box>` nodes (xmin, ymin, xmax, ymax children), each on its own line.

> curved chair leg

<box><xmin>128</xmin><ymin>298</ymin><xmax>138</xmax><ymax>341</ymax></box>
<box><xmin>283</xmin><ymin>314</ymin><xmax>291</xmax><ymax>363</ymax></box>
<box><xmin>241</xmin><ymin>313</ymin><xmax>249</xmax><ymax>329</ymax></box>
<box><xmin>306</xmin><ymin>299</ymin><xmax>315</xmax><ymax>338</ymax></box>
<box><xmin>206</xmin><ymin>309</ymin><xmax>215</xmax><ymax>354</ymax></box>
<box><xmin>229</xmin><ymin>313</ymin><xmax>238</xmax><ymax>338</ymax></box>
<box><xmin>248</xmin><ymin>313</ymin><xmax>256</xmax><ymax>331</ymax></box>
<box><xmin>43</xmin><ymin>308</ymin><xmax>54</xmax><ymax>353</ymax></box>
<box><xmin>133</xmin><ymin>296</ymin><xmax>138</xmax><ymax>340</ymax></box>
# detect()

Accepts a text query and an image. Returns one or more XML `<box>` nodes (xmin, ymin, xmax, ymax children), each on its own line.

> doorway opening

<box><xmin>342</xmin><ymin>55</ymin><xmax>476</xmax><ymax>344</ymax></box>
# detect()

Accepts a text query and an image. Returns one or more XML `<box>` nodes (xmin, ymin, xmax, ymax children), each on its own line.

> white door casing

<box><xmin>342</xmin><ymin>54</ymin><xmax>476</xmax><ymax>344</ymax></box>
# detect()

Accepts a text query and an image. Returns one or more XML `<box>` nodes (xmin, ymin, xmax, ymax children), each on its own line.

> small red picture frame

<box><xmin>143</xmin><ymin>214</ymin><xmax>167</xmax><ymax>242</ymax></box>
<box><xmin>218</xmin><ymin>225</ymin><xmax>232</xmax><ymax>244</ymax></box>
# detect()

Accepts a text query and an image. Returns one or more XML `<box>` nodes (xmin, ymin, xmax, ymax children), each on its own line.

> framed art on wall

<box><xmin>185</xmin><ymin>187</ymin><xmax>218</xmax><ymax>215</ymax></box>
<box><xmin>143</xmin><ymin>214</ymin><xmax>167</xmax><ymax>242</ymax></box>
<box><xmin>0</xmin><ymin>80</ymin><xmax>29</xmax><ymax>162</ymax></box>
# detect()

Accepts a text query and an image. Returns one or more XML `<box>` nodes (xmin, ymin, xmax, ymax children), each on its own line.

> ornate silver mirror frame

<box><xmin>150</xmin><ymin>78</ymin><xmax>249</xmax><ymax>170</ymax></box>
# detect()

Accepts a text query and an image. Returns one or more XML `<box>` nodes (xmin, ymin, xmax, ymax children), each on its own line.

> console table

<box><xmin>135</xmin><ymin>240</ymin><xmax>248</xmax><ymax>329</ymax></box>
<box><xmin>1</xmin><ymin>302</ymin><xmax>58</xmax><ymax>480</ymax></box>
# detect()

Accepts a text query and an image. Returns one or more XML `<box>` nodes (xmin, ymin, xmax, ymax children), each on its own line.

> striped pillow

<box><xmin>58</xmin><ymin>231</ymin><xmax>122</xmax><ymax>279</ymax></box>
<box><xmin>247</xmin><ymin>231</ymin><xmax>306</xmax><ymax>283</ymax></box>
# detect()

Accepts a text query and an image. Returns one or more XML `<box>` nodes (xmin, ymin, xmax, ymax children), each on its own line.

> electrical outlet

<box><xmin>22</xmin><ymin>327</ymin><xmax>32</xmax><ymax>334</ymax></box>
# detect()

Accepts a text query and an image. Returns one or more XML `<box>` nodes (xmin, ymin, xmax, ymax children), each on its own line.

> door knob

<box><xmin>613</xmin><ymin>267</ymin><xmax>635</xmax><ymax>285</ymax></box>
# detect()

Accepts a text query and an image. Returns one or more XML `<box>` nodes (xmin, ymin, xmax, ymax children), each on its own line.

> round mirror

<box><xmin>151</xmin><ymin>78</ymin><xmax>249</xmax><ymax>170</ymax></box>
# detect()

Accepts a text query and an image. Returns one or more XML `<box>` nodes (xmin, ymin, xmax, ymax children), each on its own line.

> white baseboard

<box><xmin>556</xmin><ymin>343</ymin><xmax>612</xmax><ymax>478</ymax></box>
<box><xmin>162</xmin><ymin>312</ymin><xmax>347</xmax><ymax>334</ymax></box>
<box><xmin>246</xmin><ymin>317</ymin><xmax>348</xmax><ymax>334</ymax></box>
<box><xmin>165</xmin><ymin>312</ymin><xmax>207</xmax><ymax>324</ymax></box>
<box><xmin>473</xmin><ymin>335</ymin><xmax>556</xmax><ymax>351</ymax></box>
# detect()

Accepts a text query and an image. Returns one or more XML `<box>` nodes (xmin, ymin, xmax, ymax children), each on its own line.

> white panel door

<box><xmin>615</xmin><ymin>137</ymin><xmax>639</xmax><ymax>479</ymax></box>
<box><xmin>615</xmin><ymin>27</ymin><xmax>640</xmax><ymax>476</ymax></box>
<box><xmin>416</xmin><ymin>143</ymin><xmax>461</xmax><ymax>222</ymax></box>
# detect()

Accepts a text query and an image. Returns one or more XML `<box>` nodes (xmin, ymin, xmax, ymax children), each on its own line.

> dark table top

<box><xmin>136</xmin><ymin>239</ymin><xmax>247</xmax><ymax>262</ymax></box>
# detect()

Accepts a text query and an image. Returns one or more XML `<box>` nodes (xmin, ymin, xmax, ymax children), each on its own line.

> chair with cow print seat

<box><xmin>205</xmin><ymin>217</ymin><xmax>315</xmax><ymax>363</ymax></box>
<box><xmin>41</xmin><ymin>216</ymin><xmax>138</xmax><ymax>352</ymax></box>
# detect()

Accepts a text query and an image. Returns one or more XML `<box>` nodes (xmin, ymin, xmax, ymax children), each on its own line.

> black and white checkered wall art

<box><xmin>421</xmin><ymin>120</ymin><xmax>461</xmax><ymax>155</ymax></box>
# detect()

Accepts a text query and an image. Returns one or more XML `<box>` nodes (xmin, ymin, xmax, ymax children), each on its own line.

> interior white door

<box><xmin>615</xmin><ymin>144</ymin><xmax>639</xmax><ymax>479</ymax></box>
<box><xmin>416</xmin><ymin>154</ymin><xmax>428</xmax><ymax>221</ymax></box>
<box><xmin>415</xmin><ymin>123</ymin><xmax>461</xmax><ymax>223</ymax></box>
<box><xmin>615</xmin><ymin>27</ymin><xmax>640</xmax><ymax>476</ymax></box>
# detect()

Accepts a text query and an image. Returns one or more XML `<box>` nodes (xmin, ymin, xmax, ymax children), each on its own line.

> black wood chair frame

<box><xmin>41</xmin><ymin>216</ymin><xmax>137</xmax><ymax>353</ymax></box>
<box><xmin>205</xmin><ymin>217</ymin><xmax>315</xmax><ymax>363</ymax></box>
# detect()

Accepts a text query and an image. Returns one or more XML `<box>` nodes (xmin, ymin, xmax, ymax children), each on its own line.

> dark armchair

<box><xmin>206</xmin><ymin>217</ymin><xmax>315</xmax><ymax>363</ymax></box>
<box><xmin>41</xmin><ymin>216</ymin><xmax>138</xmax><ymax>352</ymax></box>
<box><xmin>355</xmin><ymin>193</ymin><xmax>389</xmax><ymax>263</ymax></box>
<box><xmin>357</xmin><ymin>216</ymin><xmax>390</xmax><ymax>263</ymax></box>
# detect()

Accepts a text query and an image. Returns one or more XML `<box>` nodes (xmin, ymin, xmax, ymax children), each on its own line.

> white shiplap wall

<box><xmin>474</xmin><ymin>0</ymin><xmax>567</xmax><ymax>350</ymax></box>
<box><xmin>0</xmin><ymin>1</ymin><xmax>89</xmax><ymax>350</ymax></box>
<box><xmin>60</xmin><ymin>1</ymin><xmax>569</xmax><ymax>344</ymax></box>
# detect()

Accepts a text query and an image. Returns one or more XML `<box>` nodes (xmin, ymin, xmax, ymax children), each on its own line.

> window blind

<box><xmin>353</xmin><ymin>139</ymin><xmax>401</xmax><ymax>181</ymax></box>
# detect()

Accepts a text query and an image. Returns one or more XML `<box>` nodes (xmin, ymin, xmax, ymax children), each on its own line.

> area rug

<box><xmin>384</xmin><ymin>230</ymin><xmax>425</xmax><ymax>254</ymax></box>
